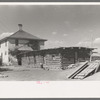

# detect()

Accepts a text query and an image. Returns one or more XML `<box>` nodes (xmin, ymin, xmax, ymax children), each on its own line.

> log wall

<box><xmin>22</xmin><ymin>55</ymin><xmax>35</xmax><ymax>67</ymax></box>
<box><xmin>61</xmin><ymin>57</ymin><xmax>75</xmax><ymax>69</ymax></box>
<box><xmin>21</xmin><ymin>47</ymin><xmax>92</xmax><ymax>70</ymax></box>
<box><xmin>43</xmin><ymin>54</ymin><xmax>62</xmax><ymax>70</ymax></box>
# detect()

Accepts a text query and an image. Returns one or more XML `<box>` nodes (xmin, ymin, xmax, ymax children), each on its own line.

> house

<box><xmin>20</xmin><ymin>47</ymin><xmax>94</xmax><ymax>70</ymax></box>
<box><xmin>0</xmin><ymin>24</ymin><xmax>47</xmax><ymax>65</ymax></box>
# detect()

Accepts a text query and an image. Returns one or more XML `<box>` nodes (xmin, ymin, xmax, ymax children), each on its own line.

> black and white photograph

<box><xmin>0</xmin><ymin>3</ymin><xmax>100</xmax><ymax>81</ymax></box>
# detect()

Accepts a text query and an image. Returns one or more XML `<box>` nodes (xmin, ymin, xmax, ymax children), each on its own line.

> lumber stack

<box><xmin>67</xmin><ymin>61</ymin><xmax>89</xmax><ymax>79</ymax></box>
<box><xmin>74</xmin><ymin>60</ymin><xmax>100</xmax><ymax>79</ymax></box>
<box><xmin>22</xmin><ymin>56</ymin><xmax>28</xmax><ymax>66</ymax></box>
<box><xmin>22</xmin><ymin>56</ymin><xmax>35</xmax><ymax>67</ymax></box>
<box><xmin>44</xmin><ymin>54</ymin><xmax>62</xmax><ymax>70</ymax></box>
<box><xmin>35</xmin><ymin>55</ymin><xmax>44</xmax><ymax>68</ymax></box>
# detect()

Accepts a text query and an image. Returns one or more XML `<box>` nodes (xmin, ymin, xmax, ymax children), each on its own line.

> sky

<box><xmin>1</xmin><ymin>5</ymin><xmax>100</xmax><ymax>52</ymax></box>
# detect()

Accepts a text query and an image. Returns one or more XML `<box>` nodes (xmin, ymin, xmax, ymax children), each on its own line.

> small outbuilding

<box><xmin>20</xmin><ymin>47</ymin><xmax>94</xmax><ymax>70</ymax></box>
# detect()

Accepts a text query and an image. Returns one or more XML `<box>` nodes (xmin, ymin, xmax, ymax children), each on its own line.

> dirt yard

<box><xmin>0</xmin><ymin>66</ymin><xmax>100</xmax><ymax>81</ymax></box>
<box><xmin>0</xmin><ymin>66</ymin><xmax>76</xmax><ymax>81</ymax></box>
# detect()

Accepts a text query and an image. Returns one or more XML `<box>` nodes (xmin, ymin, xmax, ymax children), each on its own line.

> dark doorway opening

<box><xmin>17</xmin><ymin>56</ymin><xmax>22</xmax><ymax>66</ymax></box>
<box><xmin>18</xmin><ymin>59</ymin><xmax>22</xmax><ymax>65</ymax></box>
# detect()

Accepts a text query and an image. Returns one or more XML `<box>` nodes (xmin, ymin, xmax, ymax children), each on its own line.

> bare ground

<box><xmin>0</xmin><ymin>66</ymin><xmax>79</xmax><ymax>81</ymax></box>
<box><xmin>0</xmin><ymin>66</ymin><xmax>99</xmax><ymax>81</ymax></box>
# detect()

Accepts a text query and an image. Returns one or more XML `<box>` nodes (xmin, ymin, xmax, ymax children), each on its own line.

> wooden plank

<box><xmin>67</xmin><ymin>61</ymin><xmax>88</xmax><ymax>79</ymax></box>
<box><xmin>74</xmin><ymin>61</ymin><xmax>100</xmax><ymax>79</ymax></box>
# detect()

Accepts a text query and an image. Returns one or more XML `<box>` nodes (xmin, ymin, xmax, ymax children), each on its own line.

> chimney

<box><xmin>18</xmin><ymin>24</ymin><xmax>23</xmax><ymax>30</ymax></box>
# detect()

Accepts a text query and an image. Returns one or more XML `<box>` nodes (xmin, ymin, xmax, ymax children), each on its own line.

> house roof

<box><xmin>19</xmin><ymin>46</ymin><xmax>94</xmax><ymax>56</ymax></box>
<box><xmin>41</xmin><ymin>46</ymin><xmax>94</xmax><ymax>51</ymax></box>
<box><xmin>9</xmin><ymin>30</ymin><xmax>47</xmax><ymax>41</ymax></box>
<box><xmin>29</xmin><ymin>46</ymin><xmax>94</xmax><ymax>53</ymax></box>
<box><xmin>0</xmin><ymin>24</ymin><xmax>47</xmax><ymax>42</ymax></box>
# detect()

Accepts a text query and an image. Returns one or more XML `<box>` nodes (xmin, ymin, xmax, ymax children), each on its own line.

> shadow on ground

<box><xmin>0</xmin><ymin>67</ymin><xmax>13</xmax><ymax>72</ymax></box>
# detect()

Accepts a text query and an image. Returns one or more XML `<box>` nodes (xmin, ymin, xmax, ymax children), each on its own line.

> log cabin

<box><xmin>20</xmin><ymin>47</ymin><xmax>94</xmax><ymax>70</ymax></box>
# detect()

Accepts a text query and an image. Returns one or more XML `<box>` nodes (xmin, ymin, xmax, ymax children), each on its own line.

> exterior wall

<box><xmin>21</xmin><ymin>48</ymin><xmax>91</xmax><ymax>70</ymax></box>
<box><xmin>43</xmin><ymin>54</ymin><xmax>62</xmax><ymax>70</ymax></box>
<box><xmin>30</xmin><ymin>41</ymin><xmax>39</xmax><ymax>50</ymax></box>
<box><xmin>21</xmin><ymin>53</ymin><xmax>44</xmax><ymax>68</ymax></box>
<box><xmin>8</xmin><ymin>39</ymin><xmax>29</xmax><ymax>50</ymax></box>
<box><xmin>61</xmin><ymin>57</ymin><xmax>75</xmax><ymax>69</ymax></box>
<box><xmin>0</xmin><ymin>40</ymin><xmax>9</xmax><ymax>65</ymax></box>
<box><xmin>61</xmin><ymin>51</ymin><xmax>74</xmax><ymax>69</ymax></box>
<box><xmin>35</xmin><ymin>55</ymin><xmax>44</xmax><ymax>68</ymax></box>
<box><xmin>22</xmin><ymin>55</ymin><xmax>35</xmax><ymax>67</ymax></box>
<box><xmin>21</xmin><ymin>53</ymin><xmax>62</xmax><ymax>70</ymax></box>
<box><xmin>61</xmin><ymin>49</ymin><xmax>91</xmax><ymax>69</ymax></box>
<box><xmin>77</xmin><ymin>50</ymin><xmax>90</xmax><ymax>62</ymax></box>
<box><xmin>8</xmin><ymin>39</ymin><xmax>45</xmax><ymax>50</ymax></box>
<box><xmin>39</xmin><ymin>41</ymin><xmax>44</xmax><ymax>50</ymax></box>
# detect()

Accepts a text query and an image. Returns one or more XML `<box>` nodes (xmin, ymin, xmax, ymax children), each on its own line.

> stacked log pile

<box><xmin>35</xmin><ymin>55</ymin><xmax>44</xmax><ymax>68</ymax></box>
<box><xmin>22</xmin><ymin>56</ymin><xmax>28</xmax><ymax>66</ymax></box>
<box><xmin>43</xmin><ymin>54</ymin><xmax>62</xmax><ymax>70</ymax></box>
<box><xmin>22</xmin><ymin>56</ymin><xmax>35</xmax><ymax>67</ymax></box>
